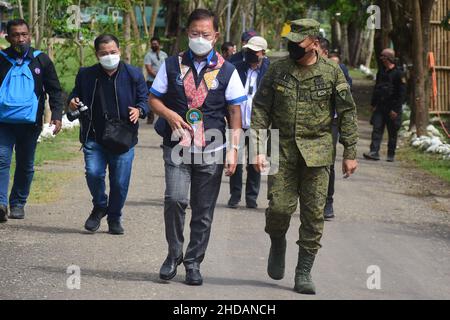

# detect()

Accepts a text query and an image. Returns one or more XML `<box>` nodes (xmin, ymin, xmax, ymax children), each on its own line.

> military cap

<box><xmin>284</xmin><ymin>19</ymin><xmax>320</xmax><ymax>43</ymax></box>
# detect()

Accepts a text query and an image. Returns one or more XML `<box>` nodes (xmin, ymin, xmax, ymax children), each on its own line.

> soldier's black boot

<box><xmin>324</xmin><ymin>200</ymin><xmax>335</xmax><ymax>220</ymax></box>
<box><xmin>267</xmin><ymin>236</ymin><xmax>286</xmax><ymax>280</ymax></box>
<box><xmin>294</xmin><ymin>247</ymin><xmax>316</xmax><ymax>295</ymax></box>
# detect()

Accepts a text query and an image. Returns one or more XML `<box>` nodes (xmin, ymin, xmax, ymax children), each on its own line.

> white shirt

<box><xmin>150</xmin><ymin>61</ymin><xmax>246</xmax><ymax>106</ymax></box>
<box><xmin>240</xmin><ymin>68</ymin><xmax>259</xmax><ymax>129</ymax></box>
<box><xmin>144</xmin><ymin>50</ymin><xmax>168</xmax><ymax>82</ymax></box>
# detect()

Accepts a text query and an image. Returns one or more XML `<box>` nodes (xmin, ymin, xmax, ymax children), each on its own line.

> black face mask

<box><xmin>151</xmin><ymin>46</ymin><xmax>159</xmax><ymax>52</ymax></box>
<box><xmin>288</xmin><ymin>41</ymin><xmax>306</xmax><ymax>61</ymax></box>
<box><xmin>244</xmin><ymin>50</ymin><xmax>260</xmax><ymax>64</ymax></box>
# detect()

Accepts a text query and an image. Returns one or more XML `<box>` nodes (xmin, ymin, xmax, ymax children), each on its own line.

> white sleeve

<box><xmin>225</xmin><ymin>69</ymin><xmax>247</xmax><ymax>105</ymax></box>
<box><xmin>144</xmin><ymin>52</ymin><xmax>152</xmax><ymax>65</ymax></box>
<box><xmin>149</xmin><ymin>61</ymin><xmax>168</xmax><ymax>96</ymax></box>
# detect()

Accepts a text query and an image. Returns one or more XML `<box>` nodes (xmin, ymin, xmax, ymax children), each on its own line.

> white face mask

<box><xmin>99</xmin><ymin>54</ymin><xmax>120</xmax><ymax>70</ymax></box>
<box><xmin>189</xmin><ymin>37</ymin><xmax>213</xmax><ymax>56</ymax></box>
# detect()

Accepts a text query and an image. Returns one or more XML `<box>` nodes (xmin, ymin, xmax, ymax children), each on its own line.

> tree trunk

<box><xmin>28</xmin><ymin>0</ymin><xmax>34</xmax><ymax>34</ymax></box>
<box><xmin>330</xmin><ymin>17</ymin><xmax>341</xmax><ymax>52</ymax></box>
<box><xmin>36</xmin><ymin>0</ymin><xmax>46</xmax><ymax>50</ymax></box>
<box><xmin>421</xmin><ymin>0</ymin><xmax>435</xmax><ymax>124</ymax></box>
<box><xmin>412</xmin><ymin>0</ymin><xmax>428</xmax><ymax>136</ymax></box>
<box><xmin>141</xmin><ymin>2</ymin><xmax>149</xmax><ymax>39</ymax></box>
<box><xmin>365</xmin><ymin>28</ymin><xmax>375</xmax><ymax>68</ymax></box>
<box><xmin>340</xmin><ymin>23</ymin><xmax>350</xmax><ymax>65</ymax></box>
<box><xmin>18</xmin><ymin>0</ymin><xmax>24</xmax><ymax>19</ymax></box>
<box><xmin>124</xmin><ymin>11</ymin><xmax>132</xmax><ymax>64</ymax></box>
<box><xmin>148</xmin><ymin>0</ymin><xmax>160</xmax><ymax>38</ymax></box>
<box><xmin>33</xmin><ymin>0</ymin><xmax>39</xmax><ymax>46</ymax></box>
<box><xmin>126</xmin><ymin>0</ymin><xmax>143</xmax><ymax>62</ymax></box>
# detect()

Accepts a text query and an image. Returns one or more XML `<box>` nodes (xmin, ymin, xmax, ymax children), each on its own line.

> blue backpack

<box><xmin>0</xmin><ymin>50</ymin><xmax>41</xmax><ymax>124</ymax></box>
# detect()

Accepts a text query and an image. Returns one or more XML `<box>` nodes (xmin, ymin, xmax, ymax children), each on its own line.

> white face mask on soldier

<box><xmin>99</xmin><ymin>54</ymin><xmax>120</xmax><ymax>70</ymax></box>
<box><xmin>189</xmin><ymin>37</ymin><xmax>213</xmax><ymax>56</ymax></box>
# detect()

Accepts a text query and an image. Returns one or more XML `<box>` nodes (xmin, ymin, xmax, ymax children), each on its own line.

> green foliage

<box><xmin>398</xmin><ymin>147</ymin><xmax>450</xmax><ymax>184</ymax></box>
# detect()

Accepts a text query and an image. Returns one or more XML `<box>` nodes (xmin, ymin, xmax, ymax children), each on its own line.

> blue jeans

<box><xmin>83</xmin><ymin>139</ymin><xmax>134</xmax><ymax>222</ymax></box>
<box><xmin>0</xmin><ymin>123</ymin><xmax>41</xmax><ymax>208</ymax></box>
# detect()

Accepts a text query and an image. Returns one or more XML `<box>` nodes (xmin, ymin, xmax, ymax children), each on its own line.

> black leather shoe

<box><xmin>0</xmin><ymin>205</ymin><xmax>7</xmax><ymax>223</ymax></box>
<box><xmin>363</xmin><ymin>152</ymin><xmax>380</xmax><ymax>161</ymax></box>
<box><xmin>387</xmin><ymin>155</ymin><xmax>395</xmax><ymax>162</ymax></box>
<box><xmin>227</xmin><ymin>198</ymin><xmax>239</xmax><ymax>209</ymax></box>
<box><xmin>9</xmin><ymin>206</ymin><xmax>25</xmax><ymax>219</ymax></box>
<box><xmin>185</xmin><ymin>268</ymin><xmax>203</xmax><ymax>286</ymax></box>
<box><xmin>159</xmin><ymin>254</ymin><xmax>183</xmax><ymax>280</ymax></box>
<box><xmin>108</xmin><ymin>220</ymin><xmax>124</xmax><ymax>235</ymax></box>
<box><xmin>84</xmin><ymin>207</ymin><xmax>107</xmax><ymax>232</ymax></box>
<box><xmin>246</xmin><ymin>202</ymin><xmax>258</xmax><ymax>209</ymax></box>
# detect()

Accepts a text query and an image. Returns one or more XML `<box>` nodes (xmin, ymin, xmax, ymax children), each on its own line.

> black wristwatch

<box><xmin>138</xmin><ymin>107</ymin><xmax>145</xmax><ymax>119</ymax></box>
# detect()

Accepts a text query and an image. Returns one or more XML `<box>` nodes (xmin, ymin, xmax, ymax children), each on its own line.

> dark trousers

<box><xmin>327</xmin><ymin>119</ymin><xmax>339</xmax><ymax>204</ymax></box>
<box><xmin>370</xmin><ymin>111</ymin><xmax>402</xmax><ymax>156</ymax></box>
<box><xmin>163</xmin><ymin>146</ymin><xmax>224</xmax><ymax>269</ymax></box>
<box><xmin>0</xmin><ymin>124</ymin><xmax>41</xmax><ymax>208</ymax></box>
<box><xmin>229</xmin><ymin>133</ymin><xmax>261</xmax><ymax>206</ymax></box>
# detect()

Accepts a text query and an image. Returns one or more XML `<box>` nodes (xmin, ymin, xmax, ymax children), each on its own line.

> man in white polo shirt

<box><xmin>228</xmin><ymin>36</ymin><xmax>270</xmax><ymax>209</ymax></box>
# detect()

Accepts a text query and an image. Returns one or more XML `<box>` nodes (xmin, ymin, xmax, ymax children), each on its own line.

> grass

<box><xmin>9</xmin><ymin>128</ymin><xmax>82</xmax><ymax>204</ymax></box>
<box><xmin>397</xmin><ymin>146</ymin><xmax>450</xmax><ymax>184</ymax></box>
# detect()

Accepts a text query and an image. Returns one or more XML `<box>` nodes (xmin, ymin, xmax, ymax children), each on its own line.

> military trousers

<box><xmin>265</xmin><ymin>142</ymin><xmax>329</xmax><ymax>256</ymax></box>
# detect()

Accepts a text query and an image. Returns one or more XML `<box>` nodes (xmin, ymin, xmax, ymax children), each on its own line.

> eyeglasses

<box><xmin>188</xmin><ymin>31</ymin><xmax>215</xmax><ymax>40</ymax></box>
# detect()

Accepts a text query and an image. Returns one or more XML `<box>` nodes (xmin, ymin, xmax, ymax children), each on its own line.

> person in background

<box><xmin>228</xmin><ymin>36</ymin><xmax>270</xmax><ymax>209</ymax></box>
<box><xmin>228</xmin><ymin>29</ymin><xmax>258</xmax><ymax>65</ymax></box>
<box><xmin>144</xmin><ymin>36</ymin><xmax>168</xmax><ymax>124</ymax></box>
<box><xmin>68</xmin><ymin>34</ymin><xmax>149</xmax><ymax>235</ymax></box>
<box><xmin>364</xmin><ymin>48</ymin><xmax>406</xmax><ymax>163</ymax></box>
<box><xmin>317</xmin><ymin>38</ymin><xmax>353</xmax><ymax>220</ymax></box>
<box><xmin>221</xmin><ymin>41</ymin><xmax>236</xmax><ymax>60</ymax></box>
<box><xmin>0</xmin><ymin>19</ymin><xmax>63</xmax><ymax>223</ymax></box>
<box><xmin>328</xmin><ymin>52</ymin><xmax>352</xmax><ymax>89</ymax></box>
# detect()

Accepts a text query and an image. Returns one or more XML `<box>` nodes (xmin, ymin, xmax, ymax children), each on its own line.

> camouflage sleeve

<box><xmin>334</xmin><ymin>67</ymin><xmax>359</xmax><ymax>160</ymax></box>
<box><xmin>251</xmin><ymin>64</ymin><xmax>276</xmax><ymax>147</ymax></box>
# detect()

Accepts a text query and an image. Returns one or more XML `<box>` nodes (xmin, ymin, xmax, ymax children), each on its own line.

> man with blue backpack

<box><xmin>0</xmin><ymin>19</ymin><xmax>63</xmax><ymax>223</ymax></box>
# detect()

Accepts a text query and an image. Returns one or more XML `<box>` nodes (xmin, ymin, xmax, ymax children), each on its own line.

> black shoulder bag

<box><xmin>97</xmin><ymin>78</ymin><xmax>135</xmax><ymax>155</ymax></box>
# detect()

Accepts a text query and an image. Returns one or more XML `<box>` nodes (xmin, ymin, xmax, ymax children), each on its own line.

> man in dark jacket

<box><xmin>68</xmin><ymin>34</ymin><xmax>149</xmax><ymax>235</ymax></box>
<box><xmin>228</xmin><ymin>36</ymin><xmax>270</xmax><ymax>209</ymax></box>
<box><xmin>364</xmin><ymin>48</ymin><xmax>406</xmax><ymax>162</ymax></box>
<box><xmin>0</xmin><ymin>19</ymin><xmax>63</xmax><ymax>223</ymax></box>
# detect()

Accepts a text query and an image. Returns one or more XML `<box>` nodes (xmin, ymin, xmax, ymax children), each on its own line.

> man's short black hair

<box><xmin>187</xmin><ymin>9</ymin><xmax>219</xmax><ymax>32</ymax></box>
<box><xmin>318</xmin><ymin>36</ymin><xmax>330</xmax><ymax>52</ymax></box>
<box><xmin>150</xmin><ymin>36</ymin><xmax>160</xmax><ymax>43</ymax></box>
<box><xmin>94</xmin><ymin>34</ymin><xmax>120</xmax><ymax>51</ymax></box>
<box><xmin>6</xmin><ymin>19</ymin><xmax>30</xmax><ymax>35</ymax></box>
<box><xmin>221</xmin><ymin>41</ymin><xmax>234</xmax><ymax>52</ymax></box>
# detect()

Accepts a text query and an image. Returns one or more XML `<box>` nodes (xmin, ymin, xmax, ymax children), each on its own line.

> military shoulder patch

<box><xmin>336</xmin><ymin>83</ymin><xmax>350</xmax><ymax>92</ymax></box>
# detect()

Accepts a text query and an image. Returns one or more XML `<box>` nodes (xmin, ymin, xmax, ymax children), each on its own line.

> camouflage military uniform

<box><xmin>252</xmin><ymin>34</ymin><xmax>358</xmax><ymax>256</ymax></box>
